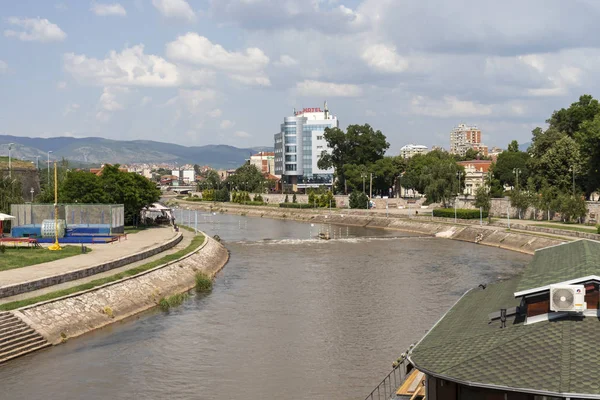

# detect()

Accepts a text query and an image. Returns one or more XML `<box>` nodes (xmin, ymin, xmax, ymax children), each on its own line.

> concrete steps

<box><xmin>0</xmin><ymin>312</ymin><xmax>50</xmax><ymax>364</ymax></box>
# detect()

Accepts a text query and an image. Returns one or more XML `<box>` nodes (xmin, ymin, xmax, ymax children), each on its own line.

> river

<box><xmin>0</xmin><ymin>213</ymin><xmax>530</xmax><ymax>400</ymax></box>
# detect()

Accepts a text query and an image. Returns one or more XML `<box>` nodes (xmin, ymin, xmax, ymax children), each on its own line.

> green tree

<box><xmin>492</xmin><ymin>150</ymin><xmax>529</xmax><ymax>189</ymax></box>
<box><xmin>463</xmin><ymin>148</ymin><xmax>479</xmax><ymax>160</ymax></box>
<box><xmin>318</xmin><ymin>124</ymin><xmax>389</xmax><ymax>193</ymax></box>
<box><xmin>474</xmin><ymin>186</ymin><xmax>492</xmax><ymax>222</ymax></box>
<box><xmin>555</xmin><ymin>194</ymin><xmax>587</xmax><ymax>222</ymax></box>
<box><xmin>349</xmin><ymin>191</ymin><xmax>369</xmax><ymax>209</ymax></box>
<box><xmin>370</xmin><ymin>156</ymin><xmax>406</xmax><ymax>196</ymax></box>
<box><xmin>60</xmin><ymin>171</ymin><xmax>110</xmax><ymax>204</ymax></box>
<box><xmin>0</xmin><ymin>176</ymin><xmax>22</xmax><ymax>215</ymax></box>
<box><xmin>547</xmin><ymin>94</ymin><xmax>600</xmax><ymax>136</ymax></box>
<box><xmin>419</xmin><ymin>160</ymin><xmax>464</xmax><ymax>207</ymax></box>
<box><xmin>509</xmin><ymin>189</ymin><xmax>531</xmax><ymax>219</ymax></box>
<box><xmin>536</xmin><ymin>135</ymin><xmax>583</xmax><ymax>193</ymax></box>
<box><xmin>507</xmin><ymin>140</ymin><xmax>519</xmax><ymax>153</ymax></box>
<box><xmin>224</xmin><ymin>164</ymin><xmax>265</xmax><ymax>193</ymax></box>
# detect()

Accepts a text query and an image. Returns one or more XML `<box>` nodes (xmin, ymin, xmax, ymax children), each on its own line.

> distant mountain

<box><xmin>519</xmin><ymin>142</ymin><xmax>531</xmax><ymax>152</ymax></box>
<box><xmin>0</xmin><ymin>135</ymin><xmax>273</xmax><ymax>169</ymax></box>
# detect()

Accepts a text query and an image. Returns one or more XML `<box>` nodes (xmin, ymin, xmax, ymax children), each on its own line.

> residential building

<box><xmin>403</xmin><ymin>239</ymin><xmax>600</xmax><ymax>400</ymax></box>
<box><xmin>488</xmin><ymin>146</ymin><xmax>503</xmax><ymax>162</ymax></box>
<box><xmin>170</xmin><ymin>169</ymin><xmax>195</xmax><ymax>184</ymax></box>
<box><xmin>274</xmin><ymin>101</ymin><xmax>338</xmax><ymax>191</ymax></box>
<box><xmin>456</xmin><ymin>160</ymin><xmax>492</xmax><ymax>195</ymax></box>
<box><xmin>450</xmin><ymin>123</ymin><xmax>488</xmax><ymax>157</ymax></box>
<box><xmin>249</xmin><ymin>152</ymin><xmax>277</xmax><ymax>176</ymax></box>
<box><xmin>400</xmin><ymin>144</ymin><xmax>429</xmax><ymax>159</ymax></box>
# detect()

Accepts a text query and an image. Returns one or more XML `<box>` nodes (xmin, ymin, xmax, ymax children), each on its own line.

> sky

<box><xmin>0</xmin><ymin>0</ymin><xmax>599</xmax><ymax>153</ymax></box>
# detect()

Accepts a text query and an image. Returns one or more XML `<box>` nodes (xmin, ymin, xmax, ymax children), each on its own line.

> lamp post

<box><xmin>455</xmin><ymin>171</ymin><xmax>463</xmax><ymax>223</ymax></box>
<box><xmin>569</xmin><ymin>166</ymin><xmax>576</xmax><ymax>196</ymax></box>
<box><xmin>35</xmin><ymin>155</ymin><xmax>40</xmax><ymax>170</ymax></box>
<box><xmin>512</xmin><ymin>168</ymin><xmax>521</xmax><ymax>190</ymax></box>
<box><xmin>361</xmin><ymin>173</ymin><xmax>367</xmax><ymax>194</ymax></box>
<box><xmin>8</xmin><ymin>143</ymin><xmax>14</xmax><ymax>178</ymax></box>
<box><xmin>47</xmin><ymin>151</ymin><xmax>53</xmax><ymax>185</ymax></box>
<box><xmin>30</xmin><ymin>187</ymin><xmax>34</xmax><ymax>202</ymax></box>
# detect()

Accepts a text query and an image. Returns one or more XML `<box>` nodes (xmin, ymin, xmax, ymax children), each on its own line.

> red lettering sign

<box><xmin>295</xmin><ymin>107</ymin><xmax>323</xmax><ymax>115</ymax></box>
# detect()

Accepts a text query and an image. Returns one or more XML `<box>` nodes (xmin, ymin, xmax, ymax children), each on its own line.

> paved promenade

<box><xmin>0</xmin><ymin>228</ymin><xmax>193</xmax><ymax>305</ymax></box>
<box><xmin>0</xmin><ymin>227</ymin><xmax>177</xmax><ymax>288</ymax></box>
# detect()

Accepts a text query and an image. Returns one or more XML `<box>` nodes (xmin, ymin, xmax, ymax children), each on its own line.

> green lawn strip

<box><xmin>0</xmin><ymin>233</ymin><xmax>205</xmax><ymax>311</ymax></box>
<box><xmin>0</xmin><ymin>246</ymin><xmax>87</xmax><ymax>272</ymax></box>
<box><xmin>532</xmin><ymin>223</ymin><xmax>597</xmax><ymax>234</ymax></box>
<box><xmin>124</xmin><ymin>225</ymin><xmax>151</xmax><ymax>234</ymax></box>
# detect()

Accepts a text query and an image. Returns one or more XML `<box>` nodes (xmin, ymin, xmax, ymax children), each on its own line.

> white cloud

<box><xmin>208</xmin><ymin>108</ymin><xmax>222</xmax><ymax>118</ymax></box>
<box><xmin>274</xmin><ymin>55</ymin><xmax>298</xmax><ymax>67</ymax></box>
<box><xmin>4</xmin><ymin>17</ymin><xmax>67</xmax><ymax>42</ymax></box>
<box><xmin>165</xmin><ymin>89</ymin><xmax>217</xmax><ymax>114</ymax></box>
<box><xmin>56</xmin><ymin>81</ymin><xmax>67</xmax><ymax>89</ymax></box>
<box><xmin>234</xmin><ymin>130</ymin><xmax>251</xmax><ymax>138</ymax></box>
<box><xmin>152</xmin><ymin>0</ymin><xmax>196</xmax><ymax>22</ymax></box>
<box><xmin>64</xmin><ymin>45</ymin><xmax>181</xmax><ymax>87</ymax></box>
<box><xmin>220</xmin><ymin>120</ymin><xmax>235</xmax><ymax>129</ymax></box>
<box><xmin>166</xmin><ymin>33</ymin><xmax>270</xmax><ymax>72</ymax></box>
<box><xmin>0</xmin><ymin>60</ymin><xmax>7</xmax><ymax>74</ymax></box>
<box><xmin>410</xmin><ymin>95</ymin><xmax>493</xmax><ymax>118</ymax></box>
<box><xmin>140</xmin><ymin>96</ymin><xmax>152</xmax><ymax>106</ymax></box>
<box><xmin>362</xmin><ymin>44</ymin><xmax>408</xmax><ymax>73</ymax></box>
<box><xmin>63</xmin><ymin>103</ymin><xmax>80</xmax><ymax>116</ymax></box>
<box><xmin>99</xmin><ymin>87</ymin><xmax>128</xmax><ymax>111</ymax></box>
<box><xmin>91</xmin><ymin>3</ymin><xmax>127</xmax><ymax>16</ymax></box>
<box><xmin>230</xmin><ymin>74</ymin><xmax>271</xmax><ymax>87</ymax></box>
<box><xmin>295</xmin><ymin>80</ymin><xmax>362</xmax><ymax>97</ymax></box>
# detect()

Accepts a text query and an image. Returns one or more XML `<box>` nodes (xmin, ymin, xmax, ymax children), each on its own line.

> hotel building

<box><xmin>274</xmin><ymin>102</ymin><xmax>337</xmax><ymax>191</ymax></box>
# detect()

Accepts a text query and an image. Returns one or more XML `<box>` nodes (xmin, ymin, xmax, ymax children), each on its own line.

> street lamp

<box><xmin>30</xmin><ymin>187</ymin><xmax>34</xmax><ymax>202</ymax></box>
<box><xmin>47</xmin><ymin>151</ymin><xmax>53</xmax><ymax>185</ymax></box>
<box><xmin>8</xmin><ymin>143</ymin><xmax>14</xmax><ymax>178</ymax></box>
<box><xmin>569</xmin><ymin>166</ymin><xmax>576</xmax><ymax>196</ymax></box>
<box><xmin>512</xmin><ymin>168</ymin><xmax>521</xmax><ymax>190</ymax></box>
<box><xmin>455</xmin><ymin>171</ymin><xmax>463</xmax><ymax>223</ymax></box>
<box><xmin>35</xmin><ymin>155</ymin><xmax>40</xmax><ymax>170</ymax></box>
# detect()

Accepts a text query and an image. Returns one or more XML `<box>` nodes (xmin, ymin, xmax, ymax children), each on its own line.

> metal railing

<box><xmin>364</xmin><ymin>363</ymin><xmax>403</xmax><ymax>400</ymax></box>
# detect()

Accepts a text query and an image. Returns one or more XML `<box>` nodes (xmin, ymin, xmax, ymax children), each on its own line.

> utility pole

<box><xmin>47</xmin><ymin>151</ymin><xmax>53</xmax><ymax>186</ymax></box>
<box><xmin>8</xmin><ymin>143</ymin><xmax>14</xmax><ymax>179</ymax></box>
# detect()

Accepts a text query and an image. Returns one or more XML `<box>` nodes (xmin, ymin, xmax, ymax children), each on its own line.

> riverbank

<box><xmin>11</xmin><ymin>232</ymin><xmax>229</xmax><ymax>345</ymax></box>
<box><xmin>179</xmin><ymin>201</ymin><xmax>569</xmax><ymax>255</ymax></box>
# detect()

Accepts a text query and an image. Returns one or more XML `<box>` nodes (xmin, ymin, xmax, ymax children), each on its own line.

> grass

<box><xmin>0</xmin><ymin>232</ymin><xmax>206</xmax><ymax>311</ymax></box>
<box><xmin>532</xmin><ymin>223</ymin><xmax>597</xmax><ymax>234</ymax></box>
<box><xmin>158</xmin><ymin>292</ymin><xmax>190</xmax><ymax>311</ymax></box>
<box><xmin>0</xmin><ymin>246</ymin><xmax>88</xmax><ymax>272</ymax></box>
<box><xmin>195</xmin><ymin>272</ymin><xmax>212</xmax><ymax>292</ymax></box>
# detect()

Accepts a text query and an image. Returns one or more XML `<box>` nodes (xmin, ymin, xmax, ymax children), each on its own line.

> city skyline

<box><xmin>1</xmin><ymin>1</ymin><xmax>599</xmax><ymax>151</ymax></box>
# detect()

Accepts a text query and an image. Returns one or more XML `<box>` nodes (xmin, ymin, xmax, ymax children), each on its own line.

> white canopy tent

<box><xmin>0</xmin><ymin>213</ymin><xmax>16</xmax><ymax>237</ymax></box>
<box><xmin>140</xmin><ymin>203</ymin><xmax>173</xmax><ymax>225</ymax></box>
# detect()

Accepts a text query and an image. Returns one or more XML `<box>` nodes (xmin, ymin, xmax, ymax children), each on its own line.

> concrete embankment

<box><xmin>184</xmin><ymin>201</ymin><xmax>566</xmax><ymax>255</ymax></box>
<box><xmin>13</xmin><ymin>234</ymin><xmax>229</xmax><ymax>345</ymax></box>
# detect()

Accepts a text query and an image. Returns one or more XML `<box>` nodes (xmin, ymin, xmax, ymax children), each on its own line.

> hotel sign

<box><xmin>295</xmin><ymin>107</ymin><xmax>322</xmax><ymax>115</ymax></box>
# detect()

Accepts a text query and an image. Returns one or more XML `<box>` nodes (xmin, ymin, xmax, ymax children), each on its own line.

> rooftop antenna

<box><xmin>324</xmin><ymin>100</ymin><xmax>329</xmax><ymax>119</ymax></box>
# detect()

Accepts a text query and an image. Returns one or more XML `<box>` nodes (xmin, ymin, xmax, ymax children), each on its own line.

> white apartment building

<box><xmin>171</xmin><ymin>169</ymin><xmax>195</xmax><ymax>184</ymax></box>
<box><xmin>400</xmin><ymin>144</ymin><xmax>429</xmax><ymax>159</ymax></box>
<box><xmin>249</xmin><ymin>152</ymin><xmax>276</xmax><ymax>176</ymax></box>
<box><xmin>274</xmin><ymin>102</ymin><xmax>337</xmax><ymax>190</ymax></box>
<box><xmin>450</xmin><ymin>124</ymin><xmax>488</xmax><ymax>157</ymax></box>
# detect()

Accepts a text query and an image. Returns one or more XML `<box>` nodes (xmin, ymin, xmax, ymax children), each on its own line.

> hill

<box><xmin>0</xmin><ymin>135</ymin><xmax>272</xmax><ymax>169</ymax></box>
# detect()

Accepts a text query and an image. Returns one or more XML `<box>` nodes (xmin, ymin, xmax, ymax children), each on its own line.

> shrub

<box><xmin>0</xmin><ymin>245</ymin><xmax>5</xmax><ymax>254</ymax></box>
<box><xmin>279</xmin><ymin>203</ymin><xmax>314</xmax><ymax>209</ymax></box>
<box><xmin>284</xmin><ymin>194</ymin><xmax>289</xmax><ymax>203</ymax></box>
<box><xmin>241</xmin><ymin>201</ymin><xmax>265</xmax><ymax>206</ymax></box>
<box><xmin>349</xmin><ymin>191</ymin><xmax>369</xmax><ymax>209</ymax></box>
<box><xmin>215</xmin><ymin>187</ymin><xmax>230</xmax><ymax>202</ymax></box>
<box><xmin>433</xmin><ymin>208</ymin><xmax>488</xmax><ymax>219</ymax></box>
<box><xmin>253</xmin><ymin>194</ymin><xmax>264</xmax><ymax>202</ymax></box>
<box><xmin>292</xmin><ymin>194</ymin><xmax>297</xmax><ymax>203</ymax></box>
<box><xmin>195</xmin><ymin>272</ymin><xmax>213</xmax><ymax>292</ymax></box>
<box><xmin>159</xmin><ymin>292</ymin><xmax>190</xmax><ymax>311</ymax></box>
<box><xmin>202</xmin><ymin>189</ymin><xmax>215</xmax><ymax>201</ymax></box>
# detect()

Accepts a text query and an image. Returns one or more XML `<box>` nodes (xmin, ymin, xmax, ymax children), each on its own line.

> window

<box><xmin>285</xmin><ymin>164</ymin><xmax>297</xmax><ymax>171</ymax></box>
<box><xmin>285</xmin><ymin>155</ymin><xmax>297</xmax><ymax>162</ymax></box>
<box><xmin>317</xmin><ymin>145</ymin><xmax>323</xmax><ymax>150</ymax></box>
<box><xmin>285</xmin><ymin>146</ymin><xmax>297</xmax><ymax>153</ymax></box>
<box><xmin>285</xmin><ymin>136</ymin><xmax>296</xmax><ymax>144</ymax></box>
<box><xmin>316</xmin><ymin>135</ymin><xmax>323</xmax><ymax>140</ymax></box>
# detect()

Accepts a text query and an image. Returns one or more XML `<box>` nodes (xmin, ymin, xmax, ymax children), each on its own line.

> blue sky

<box><xmin>1</xmin><ymin>0</ymin><xmax>599</xmax><ymax>152</ymax></box>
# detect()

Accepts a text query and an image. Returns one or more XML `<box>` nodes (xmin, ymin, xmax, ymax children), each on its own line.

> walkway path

<box><xmin>0</xmin><ymin>227</ymin><xmax>177</xmax><ymax>288</ymax></box>
<box><xmin>0</xmin><ymin>229</ymin><xmax>193</xmax><ymax>305</ymax></box>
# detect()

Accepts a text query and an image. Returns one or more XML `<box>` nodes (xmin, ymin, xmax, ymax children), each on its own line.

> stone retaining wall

<box><xmin>0</xmin><ymin>232</ymin><xmax>183</xmax><ymax>299</ymax></box>
<box><xmin>14</xmin><ymin>234</ymin><xmax>229</xmax><ymax>344</ymax></box>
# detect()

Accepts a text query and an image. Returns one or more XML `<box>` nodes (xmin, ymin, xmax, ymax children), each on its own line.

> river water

<box><xmin>0</xmin><ymin>213</ymin><xmax>530</xmax><ymax>400</ymax></box>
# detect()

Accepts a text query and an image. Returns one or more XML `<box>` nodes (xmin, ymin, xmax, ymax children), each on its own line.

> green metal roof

<box><xmin>410</xmin><ymin>277</ymin><xmax>600</xmax><ymax>397</ymax></box>
<box><xmin>516</xmin><ymin>240</ymin><xmax>600</xmax><ymax>294</ymax></box>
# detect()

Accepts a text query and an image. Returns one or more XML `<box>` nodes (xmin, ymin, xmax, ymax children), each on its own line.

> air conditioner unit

<box><xmin>550</xmin><ymin>284</ymin><xmax>587</xmax><ymax>312</ymax></box>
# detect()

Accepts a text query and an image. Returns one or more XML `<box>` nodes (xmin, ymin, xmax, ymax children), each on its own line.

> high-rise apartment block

<box><xmin>399</xmin><ymin>144</ymin><xmax>429</xmax><ymax>159</ymax></box>
<box><xmin>449</xmin><ymin>124</ymin><xmax>488</xmax><ymax>157</ymax></box>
